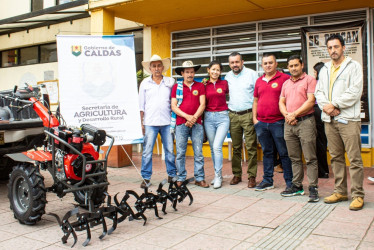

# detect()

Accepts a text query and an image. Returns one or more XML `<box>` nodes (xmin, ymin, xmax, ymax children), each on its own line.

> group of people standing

<box><xmin>138</xmin><ymin>34</ymin><xmax>365</xmax><ymax>211</ymax></box>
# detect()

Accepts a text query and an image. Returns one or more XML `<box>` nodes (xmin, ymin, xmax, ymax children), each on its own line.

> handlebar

<box><xmin>0</xmin><ymin>94</ymin><xmax>35</xmax><ymax>105</ymax></box>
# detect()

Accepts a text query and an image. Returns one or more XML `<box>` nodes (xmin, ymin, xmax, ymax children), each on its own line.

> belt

<box><xmin>296</xmin><ymin>113</ymin><xmax>313</xmax><ymax>122</ymax></box>
<box><xmin>229</xmin><ymin>109</ymin><xmax>252</xmax><ymax>115</ymax></box>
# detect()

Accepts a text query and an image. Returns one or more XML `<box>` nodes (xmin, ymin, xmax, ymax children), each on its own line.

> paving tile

<box><xmin>145</xmin><ymin>210</ymin><xmax>183</xmax><ymax>226</ymax></box>
<box><xmin>245</xmin><ymin>228</ymin><xmax>273</xmax><ymax>243</ymax></box>
<box><xmin>246</xmin><ymin>199</ymin><xmax>297</xmax><ymax>214</ymax></box>
<box><xmin>358</xmin><ymin>241</ymin><xmax>374</xmax><ymax>250</ymax></box>
<box><xmin>231</xmin><ymin>241</ymin><xmax>254</xmax><ymax>250</ymax></box>
<box><xmin>131</xmin><ymin>226</ymin><xmax>195</xmax><ymax>248</ymax></box>
<box><xmin>190</xmin><ymin>192</ymin><xmax>228</xmax><ymax>205</ymax></box>
<box><xmin>171</xmin><ymin>202</ymin><xmax>207</xmax><ymax>215</ymax></box>
<box><xmin>53</xmin><ymin>233</ymin><xmax>125</xmax><ymax>250</ymax></box>
<box><xmin>210</xmin><ymin>195</ymin><xmax>258</xmax><ymax>210</ymax></box>
<box><xmin>105</xmin><ymin>220</ymin><xmax>156</xmax><ymax>240</ymax></box>
<box><xmin>0</xmin><ymin>230</ymin><xmax>17</xmax><ymax>242</ymax></box>
<box><xmin>41</xmin><ymin>245</ymin><xmax>68</xmax><ymax>250</ymax></box>
<box><xmin>325</xmin><ymin>206</ymin><xmax>374</xmax><ymax>226</ymax></box>
<box><xmin>226</xmin><ymin>209</ymin><xmax>279</xmax><ymax>227</ymax></box>
<box><xmin>313</xmin><ymin>220</ymin><xmax>368</xmax><ymax>240</ymax></box>
<box><xmin>235</xmin><ymin>189</ymin><xmax>261</xmax><ymax>198</ymax></box>
<box><xmin>0</xmin><ymin>235</ymin><xmax>50</xmax><ymax>250</ymax></box>
<box><xmin>0</xmin><ymin>219</ymin><xmax>55</xmax><ymax>235</ymax></box>
<box><xmin>363</xmin><ymin>225</ymin><xmax>374</xmax><ymax>242</ymax></box>
<box><xmin>266</xmin><ymin>213</ymin><xmax>293</xmax><ymax>229</ymax></box>
<box><xmin>162</xmin><ymin>215</ymin><xmax>219</xmax><ymax>232</ymax></box>
<box><xmin>171</xmin><ymin>233</ymin><xmax>240</xmax><ymax>249</ymax></box>
<box><xmin>297</xmin><ymin>234</ymin><xmax>360</xmax><ymax>249</ymax></box>
<box><xmin>0</xmin><ymin>211</ymin><xmax>20</xmax><ymax>226</ymax></box>
<box><xmin>24</xmin><ymin>221</ymin><xmax>85</xmax><ymax>244</ymax></box>
<box><xmin>106</xmin><ymin>238</ymin><xmax>166</xmax><ymax>250</ymax></box>
<box><xmin>189</xmin><ymin>205</ymin><xmax>239</xmax><ymax>220</ymax></box>
<box><xmin>202</xmin><ymin>221</ymin><xmax>261</xmax><ymax>240</ymax></box>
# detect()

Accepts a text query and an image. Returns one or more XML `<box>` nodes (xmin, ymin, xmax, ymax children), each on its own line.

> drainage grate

<box><xmin>251</xmin><ymin>202</ymin><xmax>336</xmax><ymax>249</ymax></box>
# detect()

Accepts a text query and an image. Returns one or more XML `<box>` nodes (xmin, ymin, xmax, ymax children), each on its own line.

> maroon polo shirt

<box><xmin>171</xmin><ymin>81</ymin><xmax>205</xmax><ymax>125</ymax></box>
<box><xmin>254</xmin><ymin>71</ymin><xmax>290</xmax><ymax>123</ymax></box>
<box><xmin>205</xmin><ymin>79</ymin><xmax>229</xmax><ymax>112</ymax></box>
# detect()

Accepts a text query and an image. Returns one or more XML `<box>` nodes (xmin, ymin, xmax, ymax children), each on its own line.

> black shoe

<box><xmin>281</xmin><ymin>184</ymin><xmax>304</xmax><ymax>197</ymax></box>
<box><xmin>254</xmin><ymin>181</ymin><xmax>274</xmax><ymax>191</ymax></box>
<box><xmin>140</xmin><ymin>179</ymin><xmax>151</xmax><ymax>188</ymax></box>
<box><xmin>308</xmin><ymin>186</ymin><xmax>319</xmax><ymax>202</ymax></box>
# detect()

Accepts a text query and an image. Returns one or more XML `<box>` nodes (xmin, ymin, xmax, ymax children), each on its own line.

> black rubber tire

<box><xmin>73</xmin><ymin>177</ymin><xmax>107</xmax><ymax>209</ymax></box>
<box><xmin>8</xmin><ymin>163</ymin><xmax>46</xmax><ymax>225</ymax></box>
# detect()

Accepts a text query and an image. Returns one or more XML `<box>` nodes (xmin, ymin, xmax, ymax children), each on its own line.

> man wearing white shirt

<box><xmin>138</xmin><ymin>55</ymin><xmax>177</xmax><ymax>188</ymax></box>
<box><xmin>225</xmin><ymin>52</ymin><xmax>258</xmax><ymax>188</ymax></box>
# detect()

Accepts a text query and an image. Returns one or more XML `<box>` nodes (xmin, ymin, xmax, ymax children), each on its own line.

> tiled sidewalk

<box><xmin>0</xmin><ymin>153</ymin><xmax>374</xmax><ymax>249</ymax></box>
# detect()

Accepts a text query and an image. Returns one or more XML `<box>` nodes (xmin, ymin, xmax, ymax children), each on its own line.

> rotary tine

<box><xmin>142</xmin><ymin>186</ymin><xmax>162</xmax><ymax>219</ymax></box>
<box><xmin>114</xmin><ymin>193</ymin><xmax>136</xmax><ymax>222</ymax></box>
<box><xmin>126</xmin><ymin>190</ymin><xmax>148</xmax><ymax>225</ymax></box>
<box><xmin>156</xmin><ymin>179</ymin><xmax>170</xmax><ymax>214</ymax></box>
<box><xmin>100</xmin><ymin>205</ymin><xmax>119</xmax><ymax>235</ymax></box>
<box><xmin>177</xmin><ymin>177</ymin><xmax>194</xmax><ymax>205</ymax></box>
<box><xmin>97</xmin><ymin>211</ymin><xmax>108</xmax><ymax>240</ymax></box>
<box><xmin>49</xmin><ymin>207</ymin><xmax>80</xmax><ymax>247</ymax></box>
<box><xmin>167</xmin><ymin>179</ymin><xmax>179</xmax><ymax>211</ymax></box>
<box><xmin>81</xmin><ymin>217</ymin><xmax>91</xmax><ymax>247</ymax></box>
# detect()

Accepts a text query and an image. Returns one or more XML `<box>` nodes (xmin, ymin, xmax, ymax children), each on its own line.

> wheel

<box><xmin>73</xmin><ymin>178</ymin><xmax>107</xmax><ymax>208</ymax></box>
<box><xmin>8</xmin><ymin>163</ymin><xmax>46</xmax><ymax>225</ymax></box>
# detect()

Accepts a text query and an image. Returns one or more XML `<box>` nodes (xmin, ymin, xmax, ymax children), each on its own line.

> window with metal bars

<box><xmin>171</xmin><ymin>9</ymin><xmax>367</xmax><ymax>79</ymax></box>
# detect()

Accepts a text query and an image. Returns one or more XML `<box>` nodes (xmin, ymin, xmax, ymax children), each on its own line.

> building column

<box><xmin>90</xmin><ymin>8</ymin><xmax>115</xmax><ymax>35</ymax></box>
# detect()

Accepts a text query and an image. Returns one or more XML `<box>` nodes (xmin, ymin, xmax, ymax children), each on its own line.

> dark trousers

<box><xmin>314</xmin><ymin>104</ymin><xmax>329</xmax><ymax>176</ymax></box>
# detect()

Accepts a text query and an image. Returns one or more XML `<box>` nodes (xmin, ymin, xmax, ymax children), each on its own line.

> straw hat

<box><xmin>175</xmin><ymin>60</ymin><xmax>201</xmax><ymax>75</ymax></box>
<box><xmin>141</xmin><ymin>54</ymin><xmax>171</xmax><ymax>74</ymax></box>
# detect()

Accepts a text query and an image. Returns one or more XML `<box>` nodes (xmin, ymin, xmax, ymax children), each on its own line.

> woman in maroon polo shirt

<box><xmin>203</xmin><ymin>61</ymin><xmax>229</xmax><ymax>189</ymax></box>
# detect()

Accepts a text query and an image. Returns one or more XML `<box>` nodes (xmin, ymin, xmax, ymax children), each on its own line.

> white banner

<box><xmin>57</xmin><ymin>35</ymin><xmax>143</xmax><ymax>145</ymax></box>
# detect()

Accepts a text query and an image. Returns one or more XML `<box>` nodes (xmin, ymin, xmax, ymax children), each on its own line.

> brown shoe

<box><xmin>140</xmin><ymin>179</ymin><xmax>150</xmax><ymax>189</ymax></box>
<box><xmin>230</xmin><ymin>176</ymin><xmax>242</xmax><ymax>185</ymax></box>
<box><xmin>324</xmin><ymin>193</ymin><xmax>348</xmax><ymax>204</ymax></box>
<box><xmin>349</xmin><ymin>197</ymin><xmax>364</xmax><ymax>211</ymax></box>
<box><xmin>274</xmin><ymin>165</ymin><xmax>283</xmax><ymax>173</ymax></box>
<box><xmin>195</xmin><ymin>180</ymin><xmax>209</xmax><ymax>188</ymax></box>
<box><xmin>248</xmin><ymin>177</ymin><xmax>256</xmax><ymax>188</ymax></box>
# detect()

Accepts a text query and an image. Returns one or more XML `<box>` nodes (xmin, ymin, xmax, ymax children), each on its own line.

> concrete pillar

<box><xmin>90</xmin><ymin>8</ymin><xmax>115</xmax><ymax>35</ymax></box>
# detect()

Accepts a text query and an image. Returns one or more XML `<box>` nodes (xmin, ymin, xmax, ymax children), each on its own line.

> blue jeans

<box><xmin>175</xmin><ymin>123</ymin><xmax>205</xmax><ymax>182</ymax></box>
<box><xmin>204</xmin><ymin>111</ymin><xmax>230</xmax><ymax>175</ymax></box>
<box><xmin>141</xmin><ymin>125</ymin><xmax>177</xmax><ymax>180</ymax></box>
<box><xmin>254</xmin><ymin>120</ymin><xmax>292</xmax><ymax>187</ymax></box>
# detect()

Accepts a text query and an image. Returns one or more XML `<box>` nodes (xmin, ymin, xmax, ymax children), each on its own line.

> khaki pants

<box><xmin>229</xmin><ymin>112</ymin><xmax>257</xmax><ymax>179</ymax></box>
<box><xmin>325</xmin><ymin>120</ymin><xmax>364</xmax><ymax>198</ymax></box>
<box><xmin>284</xmin><ymin>116</ymin><xmax>318</xmax><ymax>187</ymax></box>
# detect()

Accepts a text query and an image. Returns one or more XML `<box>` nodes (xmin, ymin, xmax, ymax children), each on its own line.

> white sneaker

<box><xmin>211</xmin><ymin>178</ymin><xmax>215</xmax><ymax>185</ymax></box>
<box><xmin>213</xmin><ymin>176</ymin><xmax>222</xmax><ymax>189</ymax></box>
<box><xmin>368</xmin><ymin>177</ymin><xmax>374</xmax><ymax>182</ymax></box>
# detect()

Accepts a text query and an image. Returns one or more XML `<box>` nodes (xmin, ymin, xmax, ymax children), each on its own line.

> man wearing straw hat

<box><xmin>138</xmin><ymin>54</ymin><xmax>177</xmax><ymax>188</ymax></box>
<box><xmin>171</xmin><ymin>60</ymin><xmax>209</xmax><ymax>188</ymax></box>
